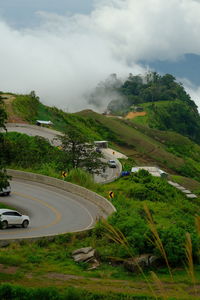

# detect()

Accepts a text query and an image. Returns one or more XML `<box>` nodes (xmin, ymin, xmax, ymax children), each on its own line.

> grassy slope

<box><xmin>4</xmin><ymin>92</ymin><xmax>200</xmax><ymax>182</ymax></box>
<box><xmin>0</xmin><ymin>234</ymin><xmax>200</xmax><ymax>300</ymax></box>
<box><xmin>133</xmin><ymin>100</ymin><xmax>180</xmax><ymax>125</ymax></box>
<box><xmin>77</xmin><ymin>110</ymin><xmax>184</xmax><ymax>171</ymax></box>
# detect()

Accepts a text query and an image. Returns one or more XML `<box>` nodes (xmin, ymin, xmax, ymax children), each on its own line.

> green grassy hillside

<box><xmin>2</xmin><ymin>91</ymin><xmax>200</xmax><ymax>182</ymax></box>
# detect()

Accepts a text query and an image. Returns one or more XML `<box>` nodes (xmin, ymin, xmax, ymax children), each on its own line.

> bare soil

<box><xmin>2</xmin><ymin>94</ymin><xmax>27</xmax><ymax>123</ymax></box>
<box><xmin>125</xmin><ymin>111</ymin><xmax>147</xmax><ymax>119</ymax></box>
<box><xmin>0</xmin><ymin>264</ymin><xmax>18</xmax><ymax>274</ymax></box>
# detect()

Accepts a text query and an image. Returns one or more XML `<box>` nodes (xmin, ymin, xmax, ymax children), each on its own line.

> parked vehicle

<box><xmin>0</xmin><ymin>209</ymin><xmax>30</xmax><ymax>229</ymax></box>
<box><xmin>121</xmin><ymin>171</ymin><xmax>130</xmax><ymax>177</ymax></box>
<box><xmin>108</xmin><ymin>159</ymin><xmax>117</xmax><ymax>168</ymax></box>
<box><xmin>96</xmin><ymin>147</ymin><xmax>102</xmax><ymax>153</ymax></box>
<box><xmin>0</xmin><ymin>185</ymin><xmax>11</xmax><ymax>196</ymax></box>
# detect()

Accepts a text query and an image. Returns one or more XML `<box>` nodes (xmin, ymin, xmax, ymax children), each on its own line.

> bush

<box><xmin>0</xmin><ymin>283</ymin><xmax>155</xmax><ymax>300</ymax></box>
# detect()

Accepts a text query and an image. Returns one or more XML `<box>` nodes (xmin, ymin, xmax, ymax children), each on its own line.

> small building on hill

<box><xmin>130</xmin><ymin>105</ymin><xmax>144</xmax><ymax>112</ymax></box>
<box><xmin>131</xmin><ymin>166</ymin><xmax>168</xmax><ymax>178</ymax></box>
<box><xmin>94</xmin><ymin>141</ymin><xmax>108</xmax><ymax>149</ymax></box>
<box><xmin>36</xmin><ymin>120</ymin><xmax>53</xmax><ymax>126</ymax></box>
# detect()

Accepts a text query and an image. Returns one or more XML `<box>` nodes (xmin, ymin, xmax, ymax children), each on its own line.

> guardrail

<box><xmin>7</xmin><ymin>169</ymin><xmax>116</xmax><ymax>216</ymax></box>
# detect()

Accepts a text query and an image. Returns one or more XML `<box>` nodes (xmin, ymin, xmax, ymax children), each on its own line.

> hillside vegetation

<box><xmin>1</xmin><ymin>89</ymin><xmax>200</xmax><ymax>298</ymax></box>
<box><xmin>105</xmin><ymin>72</ymin><xmax>200</xmax><ymax>144</ymax></box>
<box><xmin>2</xmin><ymin>90</ymin><xmax>200</xmax><ymax>182</ymax></box>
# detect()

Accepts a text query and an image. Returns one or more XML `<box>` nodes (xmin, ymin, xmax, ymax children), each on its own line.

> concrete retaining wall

<box><xmin>7</xmin><ymin>169</ymin><xmax>116</xmax><ymax>216</ymax></box>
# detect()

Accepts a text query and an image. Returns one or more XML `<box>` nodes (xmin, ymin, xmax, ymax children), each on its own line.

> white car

<box><xmin>108</xmin><ymin>159</ymin><xmax>117</xmax><ymax>168</ymax></box>
<box><xmin>0</xmin><ymin>185</ymin><xmax>11</xmax><ymax>196</ymax></box>
<box><xmin>0</xmin><ymin>209</ymin><xmax>30</xmax><ymax>229</ymax></box>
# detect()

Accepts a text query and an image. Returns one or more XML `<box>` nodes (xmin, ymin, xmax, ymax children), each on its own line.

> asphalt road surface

<box><xmin>4</xmin><ymin>123</ymin><xmax>61</xmax><ymax>146</ymax></box>
<box><xmin>0</xmin><ymin>179</ymin><xmax>104</xmax><ymax>240</ymax></box>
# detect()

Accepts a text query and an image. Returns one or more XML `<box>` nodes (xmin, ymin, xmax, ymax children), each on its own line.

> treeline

<box><xmin>107</xmin><ymin>72</ymin><xmax>197</xmax><ymax>112</ymax></box>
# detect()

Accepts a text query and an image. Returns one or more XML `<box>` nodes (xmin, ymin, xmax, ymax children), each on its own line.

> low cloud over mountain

<box><xmin>0</xmin><ymin>0</ymin><xmax>200</xmax><ymax>111</ymax></box>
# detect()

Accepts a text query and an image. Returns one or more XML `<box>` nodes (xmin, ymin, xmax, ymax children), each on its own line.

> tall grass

<box><xmin>195</xmin><ymin>216</ymin><xmax>200</xmax><ymax>236</ymax></box>
<box><xmin>185</xmin><ymin>232</ymin><xmax>196</xmax><ymax>295</ymax></box>
<box><xmin>143</xmin><ymin>204</ymin><xmax>173</xmax><ymax>281</ymax></box>
<box><xmin>67</xmin><ymin>168</ymin><xmax>96</xmax><ymax>189</ymax></box>
<box><xmin>100</xmin><ymin>218</ymin><xmax>158</xmax><ymax>300</ymax></box>
<box><xmin>150</xmin><ymin>271</ymin><xmax>167</xmax><ymax>300</ymax></box>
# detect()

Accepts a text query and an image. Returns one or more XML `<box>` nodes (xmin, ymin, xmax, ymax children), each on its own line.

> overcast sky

<box><xmin>0</xmin><ymin>0</ymin><xmax>94</xmax><ymax>28</ymax></box>
<box><xmin>0</xmin><ymin>0</ymin><xmax>200</xmax><ymax>111</ymax></box>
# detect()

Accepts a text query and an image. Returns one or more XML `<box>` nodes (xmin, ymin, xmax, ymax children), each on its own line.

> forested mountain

<box><xmin>105</xmin><ymin>72</ymin><xmax>200</xmax><ymax>144</ymax></box>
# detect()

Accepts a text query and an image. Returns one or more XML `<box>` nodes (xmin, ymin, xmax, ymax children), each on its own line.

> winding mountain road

<box><xmin>0</xmin><ymin>123</ymin><xmax>120</xmax><ymax>240</ymax></box>
<box><xmin>0</xmin><ymin>179</ymin><xmax>104</xmax><ymax>240</ymax></box>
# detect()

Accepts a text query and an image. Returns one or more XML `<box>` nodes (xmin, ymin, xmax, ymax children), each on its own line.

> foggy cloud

<box><xmin>0</xmin><ymin>0</ymin><xmax>200</xmax><ymax>111</ymax></box>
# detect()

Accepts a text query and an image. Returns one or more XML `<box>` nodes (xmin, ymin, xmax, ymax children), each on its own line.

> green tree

<box><xmin>59</xmin><ymin>127</ymin><xmax>106</xmax><ymax>174</ymax></box>
<box><xmin>0</xmin><ymin>97</ymin><xmax>10</xmax><ymax>191</ymax></box>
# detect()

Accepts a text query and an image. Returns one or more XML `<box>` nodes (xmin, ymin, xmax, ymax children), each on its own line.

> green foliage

<box><xmin>1</xmin><ymin>132</ymin><xmax>62</xmax><ymax>169</ymax></box>
<box><xmin>106</xmin><ymin>72</ymin><xmax>200</xmax><ymax>144</ymax></box>
<box><xmin>0</xmin><ymin>254</ymin><xmax>26</xmax><ymax>266</ymax></box>
<box><xmin>37</xmin><ymin>103</ymin><xmax>117</xmax><ymax>142</ymax></box>
<box><xmin>97</xmin><ymin>171</ymin><xmax>200</xmax><ymax>265</ymax></box>
<box><xmin>0</xmin><ymin>96</ymin><xmax>7</xmax><ymax>130</ymax></box>
<box><xmin>0</xmin><ymin>98</ymin><xmax>10</xmax><ymax>191</ymax></box>
<box><xmin>5</xmin><ymin>90</ymin><xmax>200</xmax><ymax>182</ymax></box>
<box><xmin>119</xmin><ymin>158</ymin><xmax>135</xmax><ymax>171</ymax></box>
<box><xmin>12</xmin><ymin>91</ymin><xmax>40</xmax><ymax>122</ymax></box>
<box><xmin>0</xmin><ymin>167</ymin><xmax>11</xmax><ymax>192</ymax></box>
<box><xmin>107</xmin><ymin>72</ymin><xmax>196</xmax><ymax>114</ymax></box>
<box><xmin>0</xmin><ymin>283</ymin><xmax>154</xmax><ymax>300</ymax></box>
<box><xmin>66</xmin><ymin>168</ymin><xmax>96</xmax><ymax>189</ymax></box>
<box><xmin>59</xmin><ymin>127</ymin><xmax>106</xmax><ymax>173</ymax></box>
<box><xmin>146</xmin><ymin>100</ymin><xmax>200</xmax><ymax>144</ymax></box>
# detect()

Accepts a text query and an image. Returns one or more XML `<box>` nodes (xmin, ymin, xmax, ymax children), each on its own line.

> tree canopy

<box><xmin>108</xmin><ymin>72</ymin><xmax>197</xmax><ymax>112</ymax></box>
<box><xmin>0</xmin><ymin>96</ymin><xmax>10</xmax><ymax>191</ymax></box>
<box><xmin>58</xmin><ymin>127</ymin><xmax>106</xmax><ymax>174</ymax></box>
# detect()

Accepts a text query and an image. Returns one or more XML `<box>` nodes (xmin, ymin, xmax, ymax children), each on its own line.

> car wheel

<box><xmin>1</xmin><ymin>221</ymin><xmax>8</xmax><ymax>229</ymax></box>
<box><xmin>22</xmin><ymin>220</ymin><xmax>29</xmax><ymax>228</ymax></box>
<box><xmin>5</xmin><ymin>192</ymin><xmax>10</xmax><ymax>196</ymax></box>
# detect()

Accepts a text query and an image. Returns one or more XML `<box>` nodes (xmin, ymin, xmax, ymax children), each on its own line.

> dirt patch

<box><xmin>0</xmin><ymin>264</ymin><xmax>18</xmax><ymax>274</ymax></box>
<box><xmin>125</xmin><ymin>111</ymin><xmax>147</xmax><ymax>119</ymax></box>
<box><xmin>46</xmin><ymin>273</ymin><xmax>81</xmax><ymax>281</ymax></box>
<box><xmin>2</xmin><ymin>94</ymin><xmax>27</xmax><ymax>124</ymax></box>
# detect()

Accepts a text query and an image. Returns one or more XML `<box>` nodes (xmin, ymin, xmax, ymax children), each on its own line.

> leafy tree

<box><xmin>58</xmin><ymin>127</ymin><xmax>106</xmax><ymax>174</ymax></box>
<box><xmin>0</xmin><ymin>97</ymin><xmax>10</xmax><ymax>191</ymax></box>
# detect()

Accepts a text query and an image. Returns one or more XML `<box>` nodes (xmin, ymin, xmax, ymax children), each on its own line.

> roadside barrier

<box><xmin>7</xmin><ymin>169</ymin><xmax>116</xmax><ymax>216</ymax></box>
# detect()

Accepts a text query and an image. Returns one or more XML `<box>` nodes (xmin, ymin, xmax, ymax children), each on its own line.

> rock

<box><xmin>186</xmin><ymin>194</ymin><xmax>197</xmax><ymax>199</ymax></box>
<box><xmin>87</xmin><ymin>259</ymin><xmax>100</xmax><ymax>270</ymax></box>
<box><xmin>182</xmin><ymin>189</ymin><xmax>191</xmax><ymax>194</ymax></box>
<box><xmin>72</xmin><ymin>247</ymin><xmax>97</xmax><ymax>263</ymax></box>
<box><xmin>168</xmin><ymin>181</ymin><xmax>180</xmax><ymax>187</ymax></box>
<box><xmin>72</xmin><ymin>247</ymin><xmax>93</xmax><ymax>256</ymax></box>
<box><xmin>124</xmin><ymin>254</ymin><xmax>159</xmax><ymax>272</ymax></box>
<box><xmin>72</xmin><ymin>247</ymin><xmax>101</xmax><ymax>269</ymax></box>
